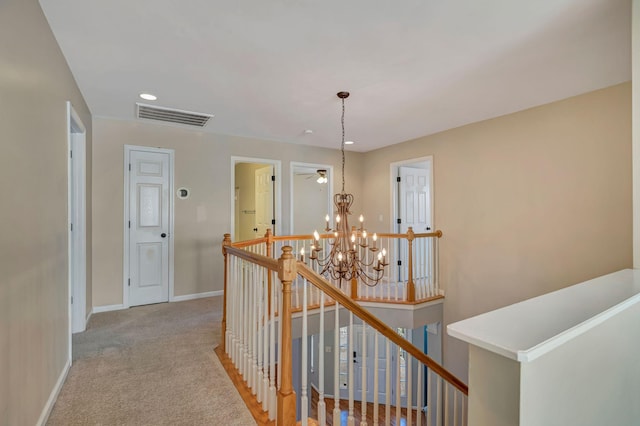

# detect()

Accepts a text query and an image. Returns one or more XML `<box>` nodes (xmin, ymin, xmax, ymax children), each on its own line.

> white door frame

<box><xmin>123</xmin><ymin>145</ymin><xmax>175</xmax><ymax>308</ymax></box>
<box><xmin>390</xmin><ymin>156</ymin><xmax>435</xmax><ymax>232</ymax></box>
<box><xmin>67</xmin><ymin>102</ymin><xmax>87</xmax><ymax>348</ymax></box>
<box><xmin>230</xmin><ymin>156</ymin><xmax>282</xmax><ymax>239</ymax></box>
<box><xmin>289</xmin><ymin>162</ymin><xmax>334</xmax><ymax>235</ymax></box>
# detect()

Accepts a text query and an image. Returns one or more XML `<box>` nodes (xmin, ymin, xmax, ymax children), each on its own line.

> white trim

<box><xmin>67</xmin><ymin>101</ymin><xmax>88</xmax><ymax>355</ymax></box>
<box><xmin>230</xmin><ymin>156</ymin><xmax>282</xmax><ymax>240</ymax></box>
<box><xmin>92</xmin><ymin>304</ymin><xmax>128</xmax><ymax>314</ymax></box>
<box><xmin>389</xmin><ymin>156</ymin><xmax>435</xmax><ymax>233</ymax></box>
<box><xmin>36</xmin><ymin>358</ymin><xmax>70</xmax><ymax>426</ymax></box>
<box><xmin>289</xmin><ymin>162</ymin><xmax>334</xmax><ymax>235</ymax></box>
<box><xmin>171</xmin><ymin>290</ymin><xmax>223</xmax><ymax>302</ymax></box>
<box><xmin>123</xmin><ymin>145</ymin><xmax>175</xmax><ymax>308</ymax></box>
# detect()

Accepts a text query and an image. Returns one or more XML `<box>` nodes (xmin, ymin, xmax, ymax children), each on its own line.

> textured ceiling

<box><xmin>40</xmin><ymin>0</ymin><xmax>631</xmax><ymax>152</ymax></box>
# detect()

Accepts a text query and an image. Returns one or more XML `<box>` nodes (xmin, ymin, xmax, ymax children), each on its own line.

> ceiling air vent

<box><xmin>136</xmin><ymin>103</ymin><xmax>213</xmax><ymax>127</ymax></box>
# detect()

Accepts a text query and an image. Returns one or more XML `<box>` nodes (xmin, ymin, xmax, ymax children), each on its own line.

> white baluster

<box><xmin>385</xmin><ymin>338</ymin><xmax>391</xmax><ymax>426</ymax></box>
<box><xmin>436</xmin><ymin>376</ymin><xmax>442</xmax><ymax>426</ymax></box>
<box><xmin>444</xmin><ymin>383</ymin><xmax>449</xmax><ymax>426</ymax></box>
<box><xmin>395</xmin><ymin>346</ymin><xmax>401</xmax><ymax>425</ymax></box>
<box><xmin>318</xmin><ymin>290</ymin><xmax>326</xmax><ymax>426</ymax></box>
<box><xmin>373</xmin><ymin>332</ymin><xmax>379</xmax><ymax>426</ymax></box>
<box><xmin>333</xmin><ymin>304</ymin><xmax>341</xmax><ymax>425</ymax></box>
<box><xmin>462</xmin><ymin>392</ymin><xmax>467</xmax><ymax>426</ymax></box>
<box><xmin>262</xmin><ymin>270</ymin><xmax>269</xmax><ymax>411</ymax></box>
<box><xmin>348</xmin><ymin>313</ymin><xmax>355</xmax><ymax>426</ymax></box>
<box><xmin>417</xmin><ymin>363</ymin><xmax>422</xmax><ymax>426</ymax></box>
<box><xmin>407</xmin><ymin>354</ymin><xmax>412</xmax><ymax>426</ymax></box>
<box><xmin>360</xmin><ymin>324</ymin><xmax>367</xmax><ymax>426</ymax></box>
<box><xmin>250</xmin><ymin>263</ymin><xmax>257</xmax><ymax>392</ymax></box>
<box><xmin>257</xmin><ymin>264</ymin><xmax>263</xmax><ymax>403</ymax></box>
<box><xmin>301</xmin><ymin>278</ymin><xmax>309</xmax><ymax>426</ymax></box>
<box><xmin>426</xmin><ymin>370</ymin><xmax>432</xmax><ymax>426</ymax></box>
<box><xmin>453</xmin><ymin>389</ymin><xmax>458</xmax><ymax>426</ymax></box>
<box><xmin>269</xmin><ymin>271</ymin><xmax>277</xmax><ymax>420</ymax></box>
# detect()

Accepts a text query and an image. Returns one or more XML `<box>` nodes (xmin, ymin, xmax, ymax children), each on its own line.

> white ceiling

<box><xmin>40</xmin><ymin>0</ymin><xmax>631</xmax><ymax>152</ymax></box>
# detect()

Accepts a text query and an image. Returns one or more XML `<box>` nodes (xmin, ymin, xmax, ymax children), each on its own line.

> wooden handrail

<box><xmin>225</xmin><ymin>245</ymin><xmax>279</xmax><ymax>271</ymax></box>
<box><xmin>231</xmin><ymin>237</ymin><xmax>269</xmax><ymax>249</ymax></box>
<box><xmin>264</xmin><ymin>230</ymin><xmax>443</xmax><ymax>242</ymax></box>
<box><xmin>296</xmin><ymin>261</ymin><xmax>468</xmax><ymax>395</ymax></box>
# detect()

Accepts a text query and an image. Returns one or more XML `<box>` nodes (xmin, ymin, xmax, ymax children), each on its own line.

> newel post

<box><xmin>277</xmin><ymin>246</ymin><xmax>297</xmax><ymax>425</ymax></box>
<box><xmin>406</xmin><ymin>227</ymin><xmax>416</xmax><ymax>302</ymax></box>
<box><xmin>221</xmin><ymin>233</ymin><xmax>232</xmax><ymax>352</ymax></box>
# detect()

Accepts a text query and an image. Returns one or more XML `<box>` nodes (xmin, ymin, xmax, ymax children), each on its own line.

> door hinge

<box><xmin>71</xmin><ymin>296</ymin><xmax>73</xmax><ymax>304</ymax></box>
<box><xmin>70</xmin><ymin>223</ymin><xmax>73</xmax><ymax>231</ymax></box>
<box><xmin>397</xmin><ymin>218</ymin><xmax>401</xmax><ymax>224</ymax></box>
<box><xmin>271</xmin><ymin>175</ymin><xmax>275</xmax><ymax>182</ymax></box>
<box><xmin>128</xmin><ymin>220</ymin><xmax>131</xmax><ymax>228</ymax></box>
<box><xmin>397</xmin><ymin>260</ymin><xmax>402</xmax><ymax>266</ymax></box>
<box><xmin>70</xmin><ymin>150</ymin><xmax>73</xmax><ymax>159</ymax></box>
<box><xmin>271</xmin><ymin>219</ymin><xmax>276</xmax><ymax>225</ymax></box>
<box><xmin>128</xmin><ymin>278</ymin><xmax>131</xmax><ymax>287</ymax></box>
<box><xmin>129</xmin><ymin>163</ymin><xmax>132</xmax><ymax>171</ymax></box>
<box><xmin>396</xmin><ymin>176</ymin><xmax>401</xmax><ymax>182</ymax></box>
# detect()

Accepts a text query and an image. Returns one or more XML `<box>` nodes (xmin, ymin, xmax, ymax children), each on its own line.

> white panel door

<box><xmin>398</xmin><ymin>166</ymin><xmax>432</xmax><ymax>282</ymax></box>
<box><xmin>399</xmin><ymin>166</ymin><xmax>431</xmax><ymax>234</ymax></box>
<box><xmin>128</xmin><ymin>149</ymin><xmax>170</xmax><ymax>306</ymax></box>
<box><xmin>255</xmin><ymin>166</ymin><xmax>273</xmax><ymax>237</ymax></box>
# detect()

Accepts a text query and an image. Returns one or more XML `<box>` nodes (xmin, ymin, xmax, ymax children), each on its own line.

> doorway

<box><xmin>231</xmin><ymin>157</ymin><xmax>281</xmax><ymax>241</ymax></box>
<box><xmin>123</xmin><ymin>145</ymin><xmax>175</xmax><ymax>307</ymax></box>
<box><xmin>290</xmin><ymin>162</ymin><xmax>333</xmax><ymax>235</ymax></box>
<box><xmin>67</xmin><ymin>102</ymin><xmax>87</xmax><ymax>338</ymax></box>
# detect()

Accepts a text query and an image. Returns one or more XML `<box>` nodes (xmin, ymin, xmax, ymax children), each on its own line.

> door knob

<box><xmin>161</xmin><ymin>233</ymin><xmax>167</xmax><ymax>238</ymax></box>
<box><xmin>253</xmin><ymin>228</ymin><xmax>258</xmax><ymax>232</ymax></box>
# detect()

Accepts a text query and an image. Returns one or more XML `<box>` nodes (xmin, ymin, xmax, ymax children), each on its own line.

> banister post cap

<box><xmin>278</xmin><ymin>246</ymin><xmax>297</xmax><ymax>282</ymax></box>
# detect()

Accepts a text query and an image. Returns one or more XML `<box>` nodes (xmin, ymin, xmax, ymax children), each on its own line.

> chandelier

<box><xmin>307</xmin><ymin>91</ymin><xmax>388</xmax><ymax>286</ymax></box>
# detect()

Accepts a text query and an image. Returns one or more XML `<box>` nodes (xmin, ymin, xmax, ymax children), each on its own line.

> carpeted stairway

<box><xmin>47</xmin><ymin>296</ymin><xmax>256</xmax><ymax>425</ymax></box>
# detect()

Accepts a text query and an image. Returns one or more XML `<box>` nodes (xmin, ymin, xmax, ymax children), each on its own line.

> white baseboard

<box><xmin>85</xmin><ymin>308</ymin><xmax>93</xmax><ymax>326</ymax></box>
<box><xmin>36</xmin><ymin>358</ymin><xmax>70</xmax><ymax>426</ymax></box>
<box><xmin>92</xmin><ymin>304</ymin><xmax>127</xmax><ymax>313</ymax></box>
<box><xmin>171</xmin><ymin>290</ymin><xmax>223</xmax><ymax>302</ymax></box>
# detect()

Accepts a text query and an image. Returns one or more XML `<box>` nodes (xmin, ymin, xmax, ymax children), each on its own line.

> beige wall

<box><xmin>362</xmin><ymin>83</ymin><xmax>632</xmax><ymax>380</ymax></box>
<box><xmin>0</xmin><ymin>0</ymin><xmax>92</xmax><ymax>424</ymax></box>
<box><xmin>92</xmin><ymin>118</ymin><xmax>362</xmax><ymax>306</ymax></box>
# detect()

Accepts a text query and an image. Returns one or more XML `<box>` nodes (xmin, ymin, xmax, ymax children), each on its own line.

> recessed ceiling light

<box><xmin>139</xmin><ymin>93</ymin><xmax>157</xmax><ymax>101</ymax></box>
<box><xmin>304</xmin><ymin>129</ymin><xmax>313</xmax><ymax>134</ymax></box>
<box><xmin>344</xmin><ymin>140</ymin><xmax>354</xmax><ymax>145</ymax></box>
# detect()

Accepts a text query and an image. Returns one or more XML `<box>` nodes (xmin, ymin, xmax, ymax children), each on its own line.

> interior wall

<box><xmin>92</xmin><ymin>117</ymin><xmax>362</xmax><ymax>307</ymax></box>
<box><xmin>0</xmin><ymin>0</ymin><xmax>92</xmax><ymax>424</ymax></box>
<box><xmin>362</xmin><ymin>82</ymin><xmax>632</xmax><ymax>381</ymax></box>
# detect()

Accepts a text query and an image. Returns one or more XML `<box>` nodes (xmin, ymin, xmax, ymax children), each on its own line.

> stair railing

<box><xmin>221</xmin><ymin>238</ymin><xmax>467</xmax><ymax>426</ymax></box>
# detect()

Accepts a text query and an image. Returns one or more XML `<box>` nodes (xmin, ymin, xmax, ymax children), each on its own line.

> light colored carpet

<box><xmin>47</xmin><ymin>297</ymin><xmax>256</xmax><ymax>425</ymax></box>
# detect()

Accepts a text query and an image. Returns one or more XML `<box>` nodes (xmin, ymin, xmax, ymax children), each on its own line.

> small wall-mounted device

<box><xmin>177</xmin><ymin>187</ymin><xmax>190</xmax><ymax>199</ymax></box>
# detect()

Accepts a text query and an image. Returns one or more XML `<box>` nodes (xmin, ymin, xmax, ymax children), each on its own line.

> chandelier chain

<box><xmin>341</xmin><ymin>97</ymin><xmax>345</xmax><ymax>193</ymax></box>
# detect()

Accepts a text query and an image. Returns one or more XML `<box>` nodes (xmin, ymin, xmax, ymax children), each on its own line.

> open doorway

<box><xmin>290</xmin><ymin>162</ymin><xmax>333</xmax><ymax>235</ymax></box>
<box><xmin>231</xmin><ymin>157</ymin><xmax>281</xmax><ymax>242</ymax></box>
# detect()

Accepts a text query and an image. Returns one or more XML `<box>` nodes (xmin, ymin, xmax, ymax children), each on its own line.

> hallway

<box><xmin>47</xmin><ymin>297</ymin><xmax>255</xmax><ymax>425</ymax></box>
